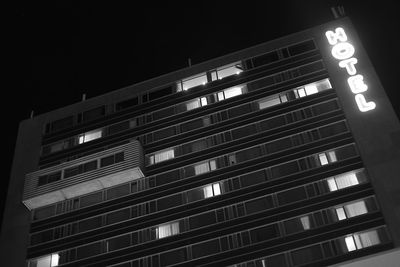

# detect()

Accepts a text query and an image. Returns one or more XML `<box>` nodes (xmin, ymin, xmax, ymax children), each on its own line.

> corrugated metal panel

<box><xmin>22</xmin><ymin>140</ymin><xmax>144</xmax><ymax>210</ymax></box>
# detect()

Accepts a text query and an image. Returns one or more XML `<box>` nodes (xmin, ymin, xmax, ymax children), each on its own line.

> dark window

<box><xmin>157</xmin><ymin>194</ymin><xmax>183</xmax><ymax>211</ymax></box>
<box><xmin>154</xmin><ymin>126</ymin><xmax>176</xmax><ymax>141</ymax></box>
<box><xmin>228</xmin><ymin>103</ymin><xmax>252</xmax><ymax>118</ymax></box>
<box><xmin>263</xmin><ymin>254</ymin><xmax>288</xmax><ymax>267</ymax></box>
<box><xmin>252</xmin><ymin>51</ymin><xmax>279</xmax><ymax>68</ymax></box>
<box><xmin>51</xmin><ymin>116</ymin><xmax>74</xmax><ymax>133</ymax></box>
<box><xmin>116</xmin><ymin>97</ymin><xmax>138</xmax><ymax>111</ymax></box>
<box><xmin>77</xmin><ymin>242</ymin><xmax>102</xmax><ymax>259</ymax></box>
<box><xmin>288</xmin><ymin>40</ymin><xmax>316</xmax><ymax>56</ymax></box>
<box><xmin>64</xmin><ymin>166</ymin><xmax>81</xmax><ymax>178</ymax></box>
<box><xmin>187</xmin><ymin>187</ymin><xmax>205</xmax><ymax>203</ymax></box>
<box><xmin>153</xmin><ymin>106</ymin><xmax>175</xmax><ymax>121</ymax></box>
<box><xmin>108</xmin><ymin>234</ymin><xmax>131</xmax><ymax>251</ymax></box>
<box><xmin>33</xmin><ymin>205</ymin><xmax>55</xmax><ymax>220</ymax></box>
<box><xmin>312</xmin><ymin>100</ymin><xmax>339</xmax><ymax>115</ymax></box>
<box><xmin>189</xmin><ymin>211</ymin><xmax>216</xmax><ymax>229</ymax></box>
<box><xmin>236</xmin><ymin>146</ymin><xmax>262</xmax><ymax>163</ymax></box>
<box><xmin>245</xmin><ymin>196</ymin><xmax>273</xmax><ymax>215</ymax></box>
<box><xmin>284</xmin><ymin>215</ymin><xmax>314</xmax><ymax>234</ymax></box>
<box><xmin>156</xmin><ymin>169</ymin><xmax>180</xmax><ymax>186</ymax></box>
<box><xmin>291</xmin><ymin>244</ymin><xmax>323</xmax><ymax>266</ymax></box>
<box><xmin>148</xmin><ymin>86</ymin><xmax>173</xmax><ymax>101</ymax></box>
<box><xmin>181</xmin><ymin>117</ymin><xmax>205</xmax><ymax>133</ymax></box>
<box><xmin>37</xmin><ymin>172</ymin><xmax>61</xmax><ymax>186</ymax></box>
<box><xmin>108</xmin><ymin>121</ymin><xmax>130</xmax><ymax>135</ymax></box>
<box><xmin>106</xmin><ymin>208</ymin><xmax>130</xmax><ymax>224</ymax></box>
<box><xmin>277</xmin><ymin>186</ymin><xmax>307</xmax><ymax>205</ymax></box>
<box><xmin>270</xmin><ymin>161</ymin><xmax>299</xmax><ymax>179</ymax></box>
<box><xmin>80</xmin><ymin>192</ymin><xmax>103</xmax><ymax>208</ymax></box>
<box><xmin>266</xmin><ymin>137</ymin><xmax>292</xmax><ymax>153</ymax></box>
<box><xmin>336</xmin><ymin>145</ymin><xmax>357</xmax><ymax>160</ymax></box>
<box><xmin>115</xmin><ymin>152</ymin><xmax>124</xmax><ymax>163</ymax></box>
<box><xmin>101</xmin><ymin>155</ymin><xmax>114</xmax><ymax>167</ymax></box>
<box><xmin>79</xmin><ymin>216</ymin><xmax>102</xmax><ymax>232</ymax></box>
<box><xmin>30</xmin><ymin>229</ymin><xmax>53</xmax><ymax>245</ymax></box>
<box><xmin>82</xmin><ymin>106</ymin><xmax>105</xmax><ymax>122</ymax></box>
<box><xmin>250</xmin><ymin>224</ymin><xmax>279</xmax><ymax>243</ymax></box>
<box><xmin>182</xmin><ymin>139</ymin><xmax>208</xmax><ymax>154</ymax></box>
<box><xmin>249</xmin><ymin>76</ymin><xmax>274</xmax><ymax>92</ymax></box>
<box><xmin>319</xmin><ymin>121</ymin><xmax>347</xmax><ymax>138</ymax></box>
<box><xmin>232</xmin><ymin>124</ymin><xmax>257</xmax><ymax>140</ymax></box>
<box><xmin>260</xmin><ymin>115</ymin><xmax>286</xmax><ymax>131</ymax></box>
<box><xmin>299</xmin><ymin>61</ymin><xmax>324</xmax><ymax>76</ymax></box>
<box><xmin>83</xmin><ymin>161</ymin><xmax>97</xmax><ymax>172</ymax></box>
<box><xmin>240</xmin><ymin>170</ymin><xmax>266</xmax><ymax>187</ymax></box>
<box><xmin>192</xmin><ymin>239</ymin><xmax>220</xmax><ymax>259</ymax></box>
<box><xmin>107</xmin><ymin>184</ymin><xmax>130</xmax><ymax>200</ymax></box>
<box><xmin>160</xmin><ymin>248</ymin><xmax>187</xmax><ymax>266</ymax></box>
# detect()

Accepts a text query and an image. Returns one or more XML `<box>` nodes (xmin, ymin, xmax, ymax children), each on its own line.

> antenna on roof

<box><xmin>188</xmin><ymin>58</ymin><xmax>192</xmax><ymax>67</ymax></box>
<box><xmin>30</xmin><ymin>110</ymin><xmax>34</xmax><ymax>119</ymax></box>
<box><xmin>82</xmin><ymin>93</ymin><xmax>86</xmax><ymax>101</ymax></box>
<box><xmin>331</xmin><ymin>6</ymin><xmax>346</xmax><ymax>19</ymax></box>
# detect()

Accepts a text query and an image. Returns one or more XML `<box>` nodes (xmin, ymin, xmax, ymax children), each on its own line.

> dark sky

<box><xmin>3</xmin><ymin>1</ymin><xmax>400</xmax><ymax>225</ymax></box>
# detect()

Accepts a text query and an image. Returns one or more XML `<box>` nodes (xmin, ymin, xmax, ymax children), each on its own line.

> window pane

<box><xmin>223</xmin><ymin>86</ymin><xmax>243</xmax><ymax>99</ymax></box>
<box><xmin>203</xmin><ymin>185</ymin><xmax>213</xmax><ymax>198</ymax></box>
<box><xmin>158</xmin><ymin>222</ymin><xmax>179</xmax><ymax>239</ymax></box>
<box><xmin>345</xmin><ymin>200</ymin><xmax>367</xmax><ymax>218</ymax></box>
<box><xmin>258</xmin><ymin>95</ymin><xmax>281</xmax><ymax>109</ymax></box>
<box><xmin>327</xmin><ymin>177</ymin><xmax>338</xmax><ymax>191</ymax></box>
<box><xmin>216</xmin><ymin>63</ymin><xmax>243</xmax><ymax>80</ymax></box>
<box><xmin>180</xmin><ymin>73</ymin><xmax>207</xmax><ymax>91</ymax></box>
<box><xmin>318</xmin><ymin>153</ymin><xmax>329</xmax><ymax>165</ymax></box>
<box><xmin>151</xmin><ymin>149</ymin><xmax>175</xmax><ymax>164</ymax></box>
<box><xmin>186</xmin><ymin>99</ymin><xmax>201</xmax><ymax>111</ymax></box>
<box><xmin>336</xmin><ymin>207</ymin><xmax>347</xmax><ymax>220</ymax></box>
<box><xmin>335</xmin><ymin>172</ymin><xmax>359</xmax><ymax>189</ymax></box>
<box><xmin>79</xmin><ymin>129</ymin><xmax>102</xmax><ymax>144</ymax></box>
<box><xmin>345</xmin><ymin>236</ymin><xmax>357</xmax><ymax>251</ymax></box>
<box><xmin>213</xmin><ymin>183</ymin><xmax>221</xmax><ymax>195</ymax></box>
<box><xmin>194</xmin><ymin>162</ymin><xmax>210</xmax><ymax>175</ymax></box>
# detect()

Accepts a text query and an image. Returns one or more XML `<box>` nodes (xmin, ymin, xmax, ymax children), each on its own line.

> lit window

<box><xmin>186</xmin><ymin>99</ymin><xmax>201</xmax><ymax>111</ymax></box>
<box><xmin>327</xmin><ymin>171</ymin><xmax>360</xmax><ymax>192</ymax></box>
<box><xmin>258</xmin><ymin>95</ymin><xmax>281</xmax><ymax>109</ymax></box>
<box><xmin>29</xmin><ymin>253</ymin><xmax>59</xmax><ymax>267</ymax></box>
<box><xmin>328</xmin><ymin>151</ymin><xmax>337</xmax><ymax>162</ymax></box>
<box><xmin>294</xmin><ymin>78</ymin><xmax>332</xmax><ymax>98</ymax></box>
<box><xmin>335</xmin><ymin>172</ymin><xmax>359</xmax><ymax>189</ymax></box>
<box><xmin>336</xmin><ymin>207</ymin><xmax>347</xmax><ymax>220</ymax></box>
<box><xmin>194</xmin><ymin>160</ymin><xmax>217</xmax><ymax>175</ymax></box>
<box><xmin>203</xmin><ymin>183</ymin><xmax>221</xmax><ymax>198</ymax></box>
<box><xmin>223</xmin><ymin>86</ymin><xmax>243</xmax><ymax>99</ymax></box>
<box><xmin>78</xmin><ymin>129</ymin><xmax>103</xmax><ymax>144</ymax></box>
<box><xmin>345</xmin><ymin>200</ymin><xmax>367</xmax><ymax>217</ymax></box>
<box><xmin>300</xmin><ymin>216</ymin><xmax>311</xmax><ymax>230</ymax></box>
<box><xmin>327</xmin><ymin>178</ymin><xmax>338</xmax><ymax>191</ymax></box>
<box><xmin>217</xmin><ymin>92</ymin><xmax>225</xmax><ymax>101</ymax></box>
<box><xmin>280</xmin><ymin>94</ymin><xmax>288</xmax><ymax>103</ymax></box>
<box><xmin>177</xmin><ymin>73</ymin><xmax>208</xmax><ymax>91</ymax></box>
<box><xmin>157</xmin><ymin>221</ymin><xmax>180</xmax><ymax>239</ymax></box>
<box><xmin>318</xmin><ymin>153</ymin><xmax>329</xmax><ymax>165</ymax></box>
<box><xmin>148</xmin><ymin>149</ymin><xmax>175</xmax><ymax>165</ymax></box>
<box><xmin>211</xmin><ymin>62</ymin><xmax>243</xmax><ymax>81</ymax></box>
<box><xmin>304</xmin><ymin>84</ymin><xmax>318</xmax><ymax>95</ymax></box>
<box><xmin>201</xmin><ymin>97</ymin><xmax>208</xmax><ymax>106</ymax></box>
<box><xmin>345</xmin><ymin>229</ymin><xmax>380</xmax><ymax>252</ymax></box>
<box><xmin>298</xmin><ymin>88</ymin><xmax>306</xmax><ymax>98</ymax></box>
<box><xmin>345</xmin><ymin>236</ymin><xmax>357</xmax><ymax>251</ymax></box>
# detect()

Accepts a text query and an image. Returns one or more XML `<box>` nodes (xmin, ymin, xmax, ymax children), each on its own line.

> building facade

<box><xmin>1</xmin><ymin>17</ymin><xmax>400</xmax><ymax>266</ymax></box>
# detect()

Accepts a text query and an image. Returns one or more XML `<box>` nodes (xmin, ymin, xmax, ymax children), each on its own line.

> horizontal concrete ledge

<box><xmin>22</xmin><ymin>167</ymin><xmax>144</xmax><ymax>210</ymax></box>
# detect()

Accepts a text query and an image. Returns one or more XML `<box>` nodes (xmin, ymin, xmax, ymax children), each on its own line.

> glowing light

<box><xmin>325</xmin><ymin>27</ymin><xmax>375</xmax><ymax>112</ymax></box>
<box><xmin>355</xmin><ymin>94</ymin><xmax>376</xmax><ymax>112</ymax></box>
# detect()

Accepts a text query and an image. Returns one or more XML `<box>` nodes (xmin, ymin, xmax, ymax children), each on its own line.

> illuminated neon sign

<box><xmin>325</xmin><ymin>27</ymin><xmax>376</xmax><ymax>112</ymax></box>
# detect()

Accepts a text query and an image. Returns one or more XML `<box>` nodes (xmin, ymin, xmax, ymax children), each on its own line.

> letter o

<box><xmin>331</xmin><ymin>42</ymin><xmax>355</xmax><ymax>60</ymax></box>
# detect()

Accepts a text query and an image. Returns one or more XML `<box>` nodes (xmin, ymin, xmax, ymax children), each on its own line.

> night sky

<box><xmin>3</xmin><ymin>1</ymin><xmax>400</xmax><ymax>227</ymax></box>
